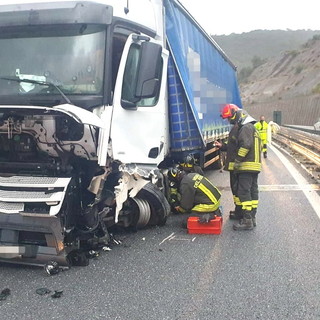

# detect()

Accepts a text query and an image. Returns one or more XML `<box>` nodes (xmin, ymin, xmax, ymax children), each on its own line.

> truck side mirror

<box><xmin>135</xmin><ymin>42</ymin><xmax>162</xmax><ymax>99</ymax></box>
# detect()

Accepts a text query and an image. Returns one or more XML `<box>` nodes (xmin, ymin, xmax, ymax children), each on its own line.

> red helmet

<box><xmin>221</xmin><ymin>104</ymin><xmax>240</xmax><ymax>119</ymax></box>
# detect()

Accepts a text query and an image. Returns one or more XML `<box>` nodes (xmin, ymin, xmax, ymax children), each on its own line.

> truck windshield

<box><xmin>0</xmin><ymin>24</ymin><xmax>105</xmax><ymax>98</ymax></box>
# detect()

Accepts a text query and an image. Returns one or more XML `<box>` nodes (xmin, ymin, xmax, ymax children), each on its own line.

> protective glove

<box><xmin>174</xmin><ymin>206</ymin><xmax>186</xmax><ymax>213</ymax></box>
<box><xmin>198</xmin><ymin>213</ymin><xmax>211</xmax><ymax>224</ymax></box>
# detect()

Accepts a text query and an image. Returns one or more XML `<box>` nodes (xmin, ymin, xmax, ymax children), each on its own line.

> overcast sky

<box><xmin>179</xmin><ymin>0</ymin><xmax>320</xmax><ymax>35</ymax></box>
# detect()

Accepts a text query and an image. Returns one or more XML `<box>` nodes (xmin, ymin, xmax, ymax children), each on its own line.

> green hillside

<box><xmin>213</xmin><ymin>29</ymin><xmax>320</xmax><ymax>71</ymax></box>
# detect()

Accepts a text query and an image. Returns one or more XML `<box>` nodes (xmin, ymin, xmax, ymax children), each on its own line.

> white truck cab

<box><xmin>0</xmin><ymin>0</ymin><xmax>242</xmax><ymax>270</ymax></box>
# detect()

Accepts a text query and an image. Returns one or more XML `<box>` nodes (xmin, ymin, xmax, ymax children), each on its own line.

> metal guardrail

<box><xmin>272</xmin><ymin>126</ymin><xmax>320</xmax><ymax>181</ymax></box>
<box><xmin>283</xmin><ymin>125</ymin><xmax>320</xmax><ymax>136</ymax></box>
<box><xmin>279</xmin><ymin>126</ymin><xmax>320</xmax><ymax>152</ymax></box>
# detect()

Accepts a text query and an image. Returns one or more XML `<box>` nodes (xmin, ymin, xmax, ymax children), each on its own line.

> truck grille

<box><xmin>0</xmin><ymin>202</ymin><xmax>24</xmax><ymax>214</ymax></box>
<box><xmin>0</xmin><ymin>176</ymin><xmax>70</xmax><ymax>188</ymax></box>
<box><xmin>0</xmin><ymin>176</ymin><xmax>71</xmax><ymax>216</ymax></box>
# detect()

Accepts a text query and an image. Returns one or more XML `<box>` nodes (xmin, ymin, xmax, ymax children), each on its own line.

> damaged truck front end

<box><xmin>0</xmin><ymin>0</ymin><xmax>170</xmax><ymax>269</ymax></box>
<box><xmin>0</xmin><ymin>106</ymin><xmax>169</xmax><ymax>268</ymax></box>
<box><xmin>0</xmin><ymin>105</ymin><xmax>106</xmax><ymax>267</ymax></box>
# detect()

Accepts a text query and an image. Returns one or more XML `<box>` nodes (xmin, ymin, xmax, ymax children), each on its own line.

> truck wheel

<box><xmin>137</xmin><ymin>182</ymin><xmax>170</xmax><ymax>227</ymax></box>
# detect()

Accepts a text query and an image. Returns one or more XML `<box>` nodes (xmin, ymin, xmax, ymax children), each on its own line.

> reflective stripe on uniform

<box><xmin>193</xmin><ymin>174</ymin><xmax>221</xmax><ymax>203</ymax></box>
<box><xmin>254</xmin><ymin>131</ymin><xmax>260</xmax><ymax>163</ymax></box>
<box><xmin>192</xmin><ymin>203</ymin><xmax>220</xmax><ymax>212</ymax></box>
<box><xmin>241</xmin><ymin>200</ymin><xmax>252</xmax><ymax>211</ymax></box>
<box><xmin>230</xmin><ymin>162</ymin><xmax>261</xmax><ymax>171</ymax></box>
<box><xmin>234</xmin><ymin>196</ymin><xmax>241</xmax><ymax>205</ymax></box>
<box><xmin>252</xmin><ymin>200</ymin><xmax>259</xmax><ymax>209</ymax></box>
<box><xmin>238</xmin><ymin>147</ymin><xmax>249</xmax><ymax>157</ymax></box>
<box><xmin>192</xmin><ymin>174</ymin><xmax>221</xmax><ymax>204</ymax></box>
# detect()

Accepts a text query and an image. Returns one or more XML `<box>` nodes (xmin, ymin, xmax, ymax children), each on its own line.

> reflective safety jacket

<box><xmin>179</xmin><ymin>173</ymin><xmax>221</xmax><ymax>212</ymax></box>
<box><xmin>234</xmin><ymin>122</ymin><xmax>261</xmax><ymax>173</ymax></box>
<box><xmin>221</xmin><ymin>124</ymin><xmax>239</xmax><ymax>172</ymax></box>
<box><xmin>255</xmin><ymin>120</ymin><xmax>268</xmax><ymax>144</ymax></box>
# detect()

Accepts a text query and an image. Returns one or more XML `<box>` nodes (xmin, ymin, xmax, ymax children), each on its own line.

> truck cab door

<box><xmin>110</xmin><ymin>34</ymin><xmax>168</xmax><ymax>165</ymax></box>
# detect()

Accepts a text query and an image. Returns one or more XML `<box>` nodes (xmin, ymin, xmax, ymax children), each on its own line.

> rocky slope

<box><xmin>240</xmin><ymin>38</ymin><xmax>320</xmax><ymax>126</ymax></box>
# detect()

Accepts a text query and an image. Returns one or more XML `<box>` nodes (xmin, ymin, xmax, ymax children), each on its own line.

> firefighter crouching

<box><xmin>168</xmin><ymin>154</ymin><xmax>204</xmax><ymax>214</ymax></box>
<box><xmin>179</xmin><ymin>154</ymin><xmax>204</xmax><ymax>175</ymax></box>
<box><xmin>167</xmin><ymin>168</ymin><xmax>222</xmax><ymax>223</ymax></box>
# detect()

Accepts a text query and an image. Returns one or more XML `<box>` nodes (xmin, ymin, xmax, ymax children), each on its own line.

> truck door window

<box><xmin>121</xmin><ymin>43</ymin><xmax>162</xmax><ymax>107</ymax></box>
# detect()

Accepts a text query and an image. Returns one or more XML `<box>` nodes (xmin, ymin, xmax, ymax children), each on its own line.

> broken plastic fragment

<box><xmin>44</xmin><ymin>261</ymin><xmax>60</xmax><ymax>276</ymax></box>
<box><xmin>51</xmin><ymin>290</ymin><xmax>63</xmax><ymax>299</ymax></box>
<box><xmin>0</xmin><ymin>288</ymin><xmax>10</xmax><ymax>301</ymax></box>
<box><xmin>102</xmin><ymin>246</ymin><xmax>112</xmax><ymax>251</ymax></box>
<box><xmin>109</xmin><ymin>233</ymin><xmax>122</xmax><ymax>245</ymax></box>
<box><xmin>88</xmin><ymin>250</ymin><xmax>99</xmax><ymax>258</ymax></box>
<box><xmin>36</xmin><ymin>288</ymin><xmax>51</xmax><ymax>296</ymax></box>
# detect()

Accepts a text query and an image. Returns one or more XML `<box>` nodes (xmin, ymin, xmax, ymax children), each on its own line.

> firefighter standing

<box><xmin>255</xmin><ymin>115</ymin><xmax>269</xmax><ymax>158</ymax></box>
<box><xmin>214</xmin><ymin>104</ymin><xmax>242</xmax><ymax>220</ymax></box>
<box><xmin>167</xmin><ymin>168</ymin><xmax>221</xmax><ymax>223</ymax></box>
<box><xmin>218</xmin><ymin>105</ymin><xmax>261</xmax><ymax>230</ymax></box>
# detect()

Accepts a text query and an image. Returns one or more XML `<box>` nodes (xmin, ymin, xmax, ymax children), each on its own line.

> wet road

<box><xmin>1</xmin><ymin>144</ymin><xmax>320</xmax><ymax>320</ymax></box>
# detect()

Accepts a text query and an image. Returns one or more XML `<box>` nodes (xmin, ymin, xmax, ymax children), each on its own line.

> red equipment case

<box><xmin>187</xmin><ymin>216</ymin><xmax>223</xmax><ymax>235</ymax></box>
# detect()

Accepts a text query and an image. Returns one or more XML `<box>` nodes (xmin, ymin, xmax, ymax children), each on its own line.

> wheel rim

<box><xmin>131</xmin><ymin>197</ymin><xmax>151</xmax><ymax>228</ymax></box>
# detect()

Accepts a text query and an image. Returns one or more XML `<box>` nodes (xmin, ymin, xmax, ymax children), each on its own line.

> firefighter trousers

<box><xmin>236</xmin><ymin>172</ymin><xmax>259</xmax><ymax>211</ymax></box>
<box><xmin>230</xmin><ymin>171</ymin><xmax>241</xmax><ymax>206</ymax></box>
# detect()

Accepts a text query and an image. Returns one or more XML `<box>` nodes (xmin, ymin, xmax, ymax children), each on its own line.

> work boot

<box><xmin>233</xmin><ymin>211</ymin><xmax>253</xmax><ymax>231</ymax></box>
<box><xmin>251</xmin><ymin>209</ymin><xmax>257</xmax><ymax>227</ymax></box>
<box><xmin>229</xmin><ymin>205</ymin><xmax>243</xmax><ymax>220</ymax></box>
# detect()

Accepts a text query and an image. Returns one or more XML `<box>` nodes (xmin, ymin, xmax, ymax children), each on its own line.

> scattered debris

<box><xmin>51</xmin><ymin>290</ymin><xmax>63</xmax><ymax>299</ymax></box>
<box><xmin>159</xmin><ymin>232</ymin><xmax>175</xmax><ymax>245</ymax></box>
<box><xmin>0</xmin><ymin>288</ymin><xmax>10</xmax><ymax>301</ymax></box>
<box><xmin>36</xmin><ymin>288</ymin><xmax>51</xmax><ymax>296</ymax></box>
<box><xmin>87</xmin><ymin>250</ymin><xmax>99</xmax><ymax>258</ymax></box>
<box><xmin>109</xmin><ymin>233</ymin><xmax>122</xmax><ymax>245</ymax></box>
<box><xmin>102</xmin><ymin>246</ymin><xmax>112</xmax><ymax>251</ymax></box>
<box><xmin>67</xmin><ymin>250</ymin><xmax>89</xmax><ymax>267</ymax></box>
<box><xmin>44</xmin><ymin>261</ymin><xmax>60</xmax><ymax>276</ymax></box>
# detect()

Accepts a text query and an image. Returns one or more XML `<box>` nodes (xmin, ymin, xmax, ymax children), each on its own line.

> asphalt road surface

<box><xmin>1</xmin><ymin>144</ymin><xmax>320</xmax><ymax>320</ymax></box>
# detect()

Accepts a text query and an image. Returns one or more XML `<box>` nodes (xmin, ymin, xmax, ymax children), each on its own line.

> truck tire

<box><xmin>137</xmin><ymin>182</ymin><xmax>170</xmax><ymax>227</ymax></box>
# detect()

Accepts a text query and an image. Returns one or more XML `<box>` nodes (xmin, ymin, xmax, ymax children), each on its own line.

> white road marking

<box><xmin>259</xmin><ymin>184</ymin><xmax>320</xmax><ymax>191</ymax></box>
<box><xmin>270</xmin><ymin>144</ymin><xmax>320</xmax><ymax>219</ymax></box>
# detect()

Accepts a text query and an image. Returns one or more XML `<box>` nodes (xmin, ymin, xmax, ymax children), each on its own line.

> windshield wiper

<box><xmin>0</xmin><ymin>76</ymin><xmax>73</xmax><ymax>105</ymax></box>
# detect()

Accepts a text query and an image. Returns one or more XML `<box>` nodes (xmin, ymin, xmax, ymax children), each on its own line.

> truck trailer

<box><xmin>0</xmin><ymin>0</ymin><xmax>242</xmax><ymax>269</ymax></box>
